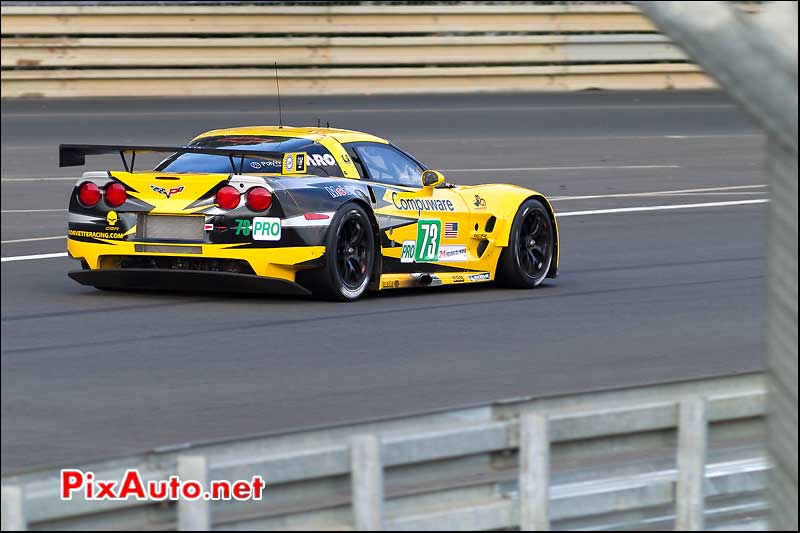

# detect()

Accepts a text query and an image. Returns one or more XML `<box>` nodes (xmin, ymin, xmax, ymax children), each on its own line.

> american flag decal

<box><xmin>444</xmin><ymin>222</ymin><xmax>458</xmax><ymax>239</ymax></box>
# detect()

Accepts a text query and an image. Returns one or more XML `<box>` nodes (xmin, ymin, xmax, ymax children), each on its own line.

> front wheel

<box><xmin>496</xmin><ymin>198</ymin><xmax>554</xmax><ymax>289</ymax></box>
<box><xmin>299</xmin><ymin>204</ymin><xmax>376</xmax><ymax>301</ymax></box>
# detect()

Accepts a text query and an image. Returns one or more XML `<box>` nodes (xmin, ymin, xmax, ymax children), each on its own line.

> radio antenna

<box><xmin>274</xmin><ymin>61</ymin><xmax>283</xmax><ymax>128</ymax></box>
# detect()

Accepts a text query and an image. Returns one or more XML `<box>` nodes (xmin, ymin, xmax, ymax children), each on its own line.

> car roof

<box><xmin>191</xmin><ymin>126</ymin><xmax>389</xmax><ymax>145</ymax></box>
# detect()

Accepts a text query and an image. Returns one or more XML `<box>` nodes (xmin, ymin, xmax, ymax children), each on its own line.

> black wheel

<box><xmin>496</xmin><ymin>198</ymin><xmax>554</xmax><ymax>289</ymax></box>
<box><xmin>299</xmin><ymin>204</ymin><xmax>375</xmax><ymax>301</ymax></box>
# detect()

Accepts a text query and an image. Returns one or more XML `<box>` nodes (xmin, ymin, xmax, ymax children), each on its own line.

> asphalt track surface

<box><xmin>1</xmin><ymin>91</ymin><xmax>767</xmax><ymax>473</ymax></box>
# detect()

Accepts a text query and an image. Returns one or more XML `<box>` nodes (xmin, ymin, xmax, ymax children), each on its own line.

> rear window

<box><xmin>156</xmin><ymin>135</ymin><xmax>344</xmax><ymax>177</ymax></box>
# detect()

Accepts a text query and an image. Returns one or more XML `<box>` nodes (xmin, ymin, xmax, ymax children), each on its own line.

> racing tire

<box><xmin>496</xmin><ymin>198</ymin><xmax>554</xmax><ymax>289</ymax></box>
<box><xmin>299</xmin><ymin>203</ymin><xmax>376</xmax><ymax>301</ymax></box>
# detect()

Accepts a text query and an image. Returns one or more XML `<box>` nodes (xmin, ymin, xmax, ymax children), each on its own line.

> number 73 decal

<box><xmin>401</xmin><ymin>219</ymin><xmax>467</xmax><ymax>263</ymax></box>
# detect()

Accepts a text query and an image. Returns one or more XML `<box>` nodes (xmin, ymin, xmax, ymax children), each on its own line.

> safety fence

<box><xmin>634</xmin><ymin>2</ymin><xmax>797</xmax><ymax>528</ymax></box>
<box><xmin>0</xmin><ymin>2</ymin><xmax>724</xmax><ymax>97</ymax></box>
<box><xmin>1</xmin><ymin>373</ymin><xmax>767</xmax><ymax>530</ymax></box>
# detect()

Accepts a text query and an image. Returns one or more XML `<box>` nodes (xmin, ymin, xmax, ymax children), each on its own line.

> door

<box><xmin>346</xmin><ymin>142</ymin><xmax>472</xmax><ymax>285</ymax></box>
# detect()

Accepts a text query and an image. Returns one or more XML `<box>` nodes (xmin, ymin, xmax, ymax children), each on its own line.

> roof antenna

<box><xmin>274</xmin><ymin>61</ymin><xmax>283</xmax><ymax>128</ymax></box>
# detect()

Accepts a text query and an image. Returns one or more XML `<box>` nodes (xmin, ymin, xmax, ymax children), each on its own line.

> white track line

<box><xmin>443</xmin><ymin>164</ymin><xmax>680</xmax><ymax>172</ymax></box>
<box><xmin>1</xmin><ymin>199</ymin><xmax>770</xmax><ymax>263</ymax></box>
<box><xmin>659</xmin><ymin>191</ymin><xmax>766</xmax><ymax>196</ymax></box>
<box><xmin>1</xmin><ymin>208</ymin><xmax>67</xmax><ymax>213</ymax></box>
<box><xmin>1</xmin><ymin>163</ymin><xmax>676</xmax><ymax>183</ymax></box>
<box><xmin>0</xmin><ymin>186</ymin><xmax>765</xmax><ymax>215</ymax></box>
<box><xmin>399</xmin><ymin>133</ymin><xmax>761</xmax><ymax>145</ymax></box>
<box><xmin>3</xmin><ymin>133</ymin><xmax>761</xmax><ymax>152</ymax></box>
<box><xmin>557</xmin><ymin>199</ymin><xmax>769</xmax><ymax>217</ymax></box>
<box><xmin>551</xmin><ymin>184</ymin><xmax>767</xmax><ymax>201</ymax></box>
<box><xmin>1</xmin><ymin>177</ymin><xmax>78</xmax><ymax>182</ymax></box>
<box><xmin>2</xmin><ymin>235</ymin><xmax>66</xmax><ymax>244</ymax></box>
<box><xmin>1</xmin><ymin>252</ymin><xmax>68</xmax><ymax>263</ymax></box>
<box><xmin>1</xmin><ymin>104</ymin><xmax>737</xmax><ymax>119</ymax></box>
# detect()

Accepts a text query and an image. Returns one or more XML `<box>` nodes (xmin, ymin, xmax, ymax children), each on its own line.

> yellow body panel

<box><xmin>372</xmin><ymin>181</ymin><xmax>559</xmax><ymax>279</ymax></box>
<box><xmin>108</xmin><ymin>171</ymin><xmax>230</xmax><ymax>214</ymax></box>
<box><xmin>190</xmin><ymin>126</ymin><xmax>382</xmax><ymax>181</ymax></box>
<box><xmin>69</xmin><ymin>237</ymin><xmax>325</xmax><ymax>281</ymax></box>
<box><xmin>191</xmin><ymin>125</ymin><xmax>389</xmax><ymax>146</ymax></box>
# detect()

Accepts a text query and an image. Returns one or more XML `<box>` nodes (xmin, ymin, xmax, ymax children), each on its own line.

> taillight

<box><xmin>77</xmin><ymin>182</ymin><xmax>101</xmax><ymax>207</ymax></box>
<box><xmin>246</xmin><ymin>187</ymin><xmax>272</xmax><ymax>211</ymax></box>
<box><xmin>104</xmin><ymin>183</ymin><xmax>127</xmax><ymax>207</ymax></box>
<box><xmin>215</xmin><ymin>185</ymin><xmax>240</xmax><ymax>210</ymax></box>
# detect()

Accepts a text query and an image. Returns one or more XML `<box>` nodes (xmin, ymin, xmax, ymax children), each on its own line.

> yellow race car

<box><xmin>63</xmin><ymin>126</ymin><xmax>559</xmax><ymax>301</ymax></box>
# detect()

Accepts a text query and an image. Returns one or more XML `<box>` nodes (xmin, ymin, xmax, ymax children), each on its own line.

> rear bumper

<box><xmin>68</xmin><ymin>268</ymin><xmax>311</xmax><ymax>296</ymax></box>
<box><xmin>67</xmin><ymin>237</ymin><xmax>326</xmax><ymax>279</ymax></box>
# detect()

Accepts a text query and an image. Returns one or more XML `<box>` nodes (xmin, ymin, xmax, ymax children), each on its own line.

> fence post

<box><xmin>519</xmin><ymin>412</ymin><xmax>550</xmax><ymax>531</ymax></box>
<box><xmin>177</xmin><ymin>455</ymin><xmax>211</xmax><ymax>531</ymax></box>
<box><xmin>351</xmin><ymin>434</ymin><xmax>384</xmax><ymax>531</ymax></box>
<box><xmin>1</xmin><ymin>485</ymin><xmax>26</xmax><ymax>531</ymax></box>
<box><xmin>675</xmin><ymin>395</ymin><xmax>707</xmax><ymax>530</ymax></box>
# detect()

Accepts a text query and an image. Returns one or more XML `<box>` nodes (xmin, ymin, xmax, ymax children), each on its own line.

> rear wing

<box><xmin>59</xmin><ymin>144</ymin><xmax>308</xmax><ymax>175</ymax></box>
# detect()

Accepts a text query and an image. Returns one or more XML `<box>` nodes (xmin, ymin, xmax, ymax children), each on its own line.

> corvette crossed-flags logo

<box><xmin>150</xmin><ymin>185</ymin><xmax>185</xmax><ymax>198</ymax></box>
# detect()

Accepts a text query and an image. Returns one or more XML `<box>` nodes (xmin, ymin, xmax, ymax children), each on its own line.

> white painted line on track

<box><xmin>0</xmin><ymin>187</ymin><xmax>766</xmax><ymax>216</ymax></box>
<box><xmin>1</xmin><ymin>177</ymin><xmax>78</xmax><ymax>182</ymax></box>
<box><xmin>1</xmin><ymin>104</ymin><xmax>737</xmax><ymax>119</ymax></box>
<box><xmin>1</xmin><ymin>252</ymin><xmax>67</xmax><ymax>263</ymax></box>
<box><xmin>660</xmin><ymin>191</ymin><xmax>766</xmax><ymax>196</ymax></box>
<box><xmin>2</xmin><ymin>235</ymin><xmax>66</xmax><ymax>244</ymax></box>
<box><xmin>444</xmin><ymin>165</ymin><xmax>681</xmax><ymax>172</ymax></box>
<box><xmin>3</xmin><ymin>167</ymin><xmax>683</xmax><ymax>181</ymax></box>
<box><xmin>551</xmin><ymin>184</ymin><xmax>767</xmax><ymax>201</ymax></box>
<box><xmin>1</xmin><ymin>208</ymin><xmax>67</xmax><ymax>213</ymax></box>
<box><xmin>398</xmin><ymin>133</ymin><xmax>762</xmax><ymax>144</ymax></box>
<box><xmin>557</xmin><ymin>199</ymin><xmax>769</xmax><ymax>217</ymax></box>
<box><xmin>1</xmin><ymin>199</ymin><xmax>770</xmax><ymax>263</ymax></box>
<box><xmin>4</xmin><ymin>133</ymin><xmax>761</xmax><ymax>152</ymax></box>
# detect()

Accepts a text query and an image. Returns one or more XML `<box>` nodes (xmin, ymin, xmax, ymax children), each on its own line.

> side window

<box><xmin>353</xmin><ymin>143</ymin><xmax>423</xmax><ymax>187</ymax></box>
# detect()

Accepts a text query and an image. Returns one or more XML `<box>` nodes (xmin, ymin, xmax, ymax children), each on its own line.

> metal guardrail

<box><xmin>1</xmin><ymin>373</ymin><xmax>767</xmax><ymax>530</ymax></box>
<box><xmin>0</xmin><ymin>3</ymin><xmax>719</xmax><ymax>97</ymax></box>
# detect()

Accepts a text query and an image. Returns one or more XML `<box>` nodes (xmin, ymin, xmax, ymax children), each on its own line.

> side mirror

<box><xmin>421</xmin><ymin>170</ymin><xmax>445</xmax><ymax>188</ymax></box>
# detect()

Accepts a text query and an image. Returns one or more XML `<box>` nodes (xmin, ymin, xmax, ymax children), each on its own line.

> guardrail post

<box><xmin>351</xmin><ymin>434</ymin><xmax>384</xmax><ymax>531</ymax></box>
<box><xmin>1</xmin><ymin>485</ymin><xmax>26</xmax><ymax>531</ymax></box>
<box><xmin>177</xmin><ymin>455</ymin><xmax>211</xmax><ymax>531</ymax></box>
<box><xmin>519</xmin><ymin>412</ymin><xmax>550</xmax><ymax>531</ymax></box>
<box><xmin>675</xmin><ymin>395</ymin><xmax>707</xmax><ymax>531</ymax></box>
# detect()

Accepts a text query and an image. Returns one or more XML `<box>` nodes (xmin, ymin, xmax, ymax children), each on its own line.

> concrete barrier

<box><xmin>0</xmin><ymin>4</ymin><xmax>659</xmax><ymax>35</ymax></box>
<box><xmin>0</xmin><ymin>3</ymin><xmax>719</xmax><ymax>97</ymax></box>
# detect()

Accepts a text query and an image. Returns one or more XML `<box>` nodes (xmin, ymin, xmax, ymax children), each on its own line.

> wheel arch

<box><xmin>522</xmin><ymin>194</ymin><xmax>559</xmax><ymax>278</ymax></box>
<box><xmin>332</xmin><ymin>198</ymin><xmax>383</xmax><ymax>286</ymax></box>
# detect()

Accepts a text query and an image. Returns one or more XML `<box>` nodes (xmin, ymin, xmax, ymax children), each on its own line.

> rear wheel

<box><xmin>299</xmin><ymin>204</ymin><xmax>375</xmax><ymax>301</ymax></box>
<box><xmin>496</xmin><ymin>198</ymin><xmax>554</xmax><ymax>288</ymax></box>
